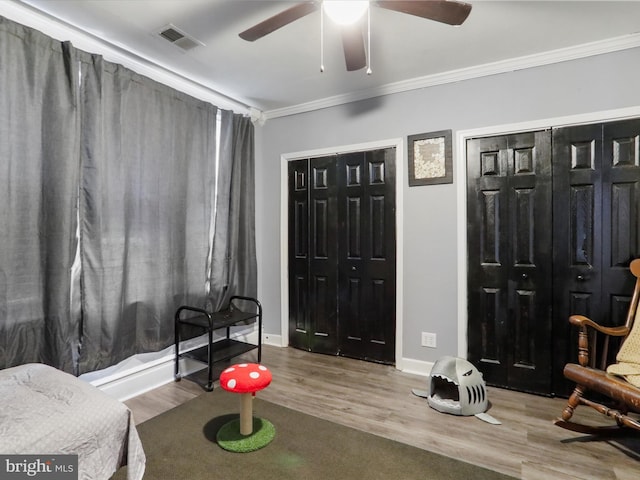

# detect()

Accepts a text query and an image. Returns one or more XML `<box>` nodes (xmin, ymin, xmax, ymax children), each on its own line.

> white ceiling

<box><xmin>13</xmin><ymin>0</ymin><xmax>640</xmax><ymax>117</ymax></box>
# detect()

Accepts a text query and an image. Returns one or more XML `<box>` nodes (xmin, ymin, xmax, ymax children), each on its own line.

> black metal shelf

<box><xmin>181</xmin><ymin>339</ymin><xmax>258</xmax><ymax>365</ymax></box>
<box><xmin>174</xmin><ymin>296</ymin><xmax>262</xmax><ymax>391</ymax></box>
<box><xmin>176</xmin><ymin>309</ymin><xmax>261</xmax><ymax>331</ymax></box>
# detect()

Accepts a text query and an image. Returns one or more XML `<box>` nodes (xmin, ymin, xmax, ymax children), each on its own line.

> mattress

<box><xmin>0</xmin><ymin>363</ymin><xmax>145</xmax><ymax>480</ymax></box>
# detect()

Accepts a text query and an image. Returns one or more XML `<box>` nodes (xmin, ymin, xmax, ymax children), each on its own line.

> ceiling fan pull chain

<box><xmin>366</xmin><ymin>4</ymin><xmax>372</xmax><ymax>75</ymax></box>
<box><xmin>320</xmin><ymin>2</ymin><xmax>325</xmax><ymax>73</ymax></box>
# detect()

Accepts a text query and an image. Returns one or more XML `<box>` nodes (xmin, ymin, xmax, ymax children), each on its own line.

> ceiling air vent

<box><xmin>157</xmin><ymin>24</ymin><xmax>204</xmax><ymax>51</ymax></box>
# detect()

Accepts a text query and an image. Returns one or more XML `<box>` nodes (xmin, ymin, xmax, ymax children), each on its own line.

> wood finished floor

<box><xmin>124</xmin><ymin>345</ymin><xmax>640</xmax><ymax>480</ymax></box>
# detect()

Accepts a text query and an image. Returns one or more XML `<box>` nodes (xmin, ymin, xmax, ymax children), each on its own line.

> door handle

<box><xmin>351</xmin><ymin>266</ymin><xmax>356</xmax><ymax>271</ymax></box>
<box><xmin>521</xmin><ymin>273</ymin><xmax>528</xmax><ymax>280</ymax></box>
<box><xmin>577</xmin><ymin>275</ymin><xmax>589</xmax><ymax>281</ymax></box>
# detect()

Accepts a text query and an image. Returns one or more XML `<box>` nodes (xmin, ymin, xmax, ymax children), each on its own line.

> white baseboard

<box><xmin>96</xmin><ymin>355</ymin><xmax>207</xmax><ymax>402</ymax></box>
<box><xmin>263</xmin><ymin>333</ymin><xmax>284</xmax><ymax>347</ymax></box>
<box><xmin>87</xmin><ymin>326</ymin><xmax>268</xmax><ymax>402</ymax></box>
<box><xmin>399</xmin><ymin>358</ymin><xmax>434</xmax><ymax>378</ymax></box>
<box><xmin>87</xmin><ymin>329</ymin><xmax>433</xmax><ymax>403</ymax></box>
<box><xmin>261</xmin><ymin>332</ymin><xmax>432</xmax><ymax>377</ymax></box>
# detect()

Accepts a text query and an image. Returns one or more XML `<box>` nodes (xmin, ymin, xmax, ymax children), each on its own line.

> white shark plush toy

<box><xmin>412</xmin><ymin>356</ymin><xmax>501</xmax><ymax>425</ymax></box>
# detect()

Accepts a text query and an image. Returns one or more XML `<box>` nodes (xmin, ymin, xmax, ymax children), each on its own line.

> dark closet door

<box><xmin>602</xmin><ymin>119</ymin><xmax>640</xmax><ymax>311</ymax></box>
<box><xmin>551</xmin><ymin>124</ymin><xmax>603</xmax><ymax>395</ymax></box>
<box><xmin>288</xmin><ymin>149</ymin><xmax>396</xmax><ymax>364</ymax></box>
<box><xmin>288</xmin><ymin>156</ymin><xmax>339</xmax><ymax>354</ymax></box>
<box><xmin>552</xmin><ymin>119</ymin><xmax>640</xmax><ymax>394</ymax></box>
<box><xmin>467</xmin><ymin>131</ymin><xmax>553</xmax><ymax>395</ymax></box>
<box><xmin>288</xmin><ymin>159</ymin><xmax>309</xmax><ymax>351</ymax></box>
<box><xmin>337</xmin><ymin>149</ymin><xmax>396</xmax><ymax>364</ymax></box>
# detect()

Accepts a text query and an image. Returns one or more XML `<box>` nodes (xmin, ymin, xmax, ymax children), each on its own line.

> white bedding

<box><xmin>0</xmin><ymin>363</ymin><xmax>145</xmax><ymax>480</ymax></box>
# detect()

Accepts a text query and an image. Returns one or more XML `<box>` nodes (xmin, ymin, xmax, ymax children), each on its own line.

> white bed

<box><xmin>0</xmin><ymin>363</ymin><xmax>145</xmax><ymax>480</ymax></box>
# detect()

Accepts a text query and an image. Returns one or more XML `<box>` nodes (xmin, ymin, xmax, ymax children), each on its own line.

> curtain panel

<box><xmin>208</xmin><ymin>111</ymin><xmax>257</xmax><ymax>312</ymax></box>
<box><xmin>77</xmin><ymin>55</ymin><xmax>219</xmax><ymax>374</ymax></box>
<box><xmin>225</xmin><ymin>114</ymin><xmax>257</xmax><ymax>303</ymax></box>
<box><xmin>0</xmin><ymin>17</ymin><xmax>81</xmax><ymax>373</ymax></box>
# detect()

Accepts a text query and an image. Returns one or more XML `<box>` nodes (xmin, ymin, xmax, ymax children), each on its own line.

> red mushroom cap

<box><xmin>220</xmin><ymin>363</ymin><xmax>272</xmax><ymax>393</ymax></box>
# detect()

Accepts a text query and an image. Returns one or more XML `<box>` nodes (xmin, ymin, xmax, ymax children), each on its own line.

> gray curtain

<box><xmin>77</xmin><ymin>55</ymin><xmax>218</xmax><ymax>373</ymax></box>
<box><xmin>209</xmin><ymin>111</ymin><xmax>257</xmax><ymax>311</ymax></box>
<box><xmin>226</xmin><ymin>114</ymin><xmax>257</xmax><ymax>300</ymax></box>
<box><xmin>1</xmin><ymin>17</ymin><xmax>257</xmax><ymax>375</ymax></box>
<box><xmin>0</xmin><ymin>17</ymin><xmax>81</xmax><ymax>373</ymax></box>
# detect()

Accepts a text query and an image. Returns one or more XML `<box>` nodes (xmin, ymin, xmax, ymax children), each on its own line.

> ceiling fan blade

<box><xmin>239</xmin><ymin>2</ymin><xmax>319</xmax><ymax>41</ymax></box>
<box><xmin>341</xmin><ymin>24</ymin><xmax>367</xmax><ymax>71</ymax></box>
<box><xmin>375</xmin><ymin>0</ymin><xmax>472</xmax><ymax>26</ymax></box>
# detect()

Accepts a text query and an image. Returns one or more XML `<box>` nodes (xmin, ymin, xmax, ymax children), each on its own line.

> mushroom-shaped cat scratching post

<box><xmin>217</xmin><ymin>363</ymin><xmax>275</xmax><ymax>452</ymax></box>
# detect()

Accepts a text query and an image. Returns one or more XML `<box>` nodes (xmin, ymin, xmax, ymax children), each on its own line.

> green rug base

<box><xmin>216</xmin><ymin>417</ymin><xmax>275</xmax><ymax>452</ymax></box>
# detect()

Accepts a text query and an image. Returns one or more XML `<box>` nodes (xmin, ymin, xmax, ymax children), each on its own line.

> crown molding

<box><xmin>4</xmin><ymin>0</ymin><xmax>640</xmax><ymax>122</ymax></box>
<box><xmin>264</xmin><ymin>32</ymin><xmax>640</xmax><ymax>120</ymax></box>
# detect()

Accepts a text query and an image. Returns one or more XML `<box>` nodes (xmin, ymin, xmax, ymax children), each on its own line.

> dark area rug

<box><xmin>113</xmin><ymin>389</ymin><xmax>516</xmax><ymax>480</ymax></box>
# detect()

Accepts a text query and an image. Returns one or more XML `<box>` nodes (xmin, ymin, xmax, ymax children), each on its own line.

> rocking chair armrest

<box><xmin>570</xmin><ymin>314</ymin><xmax>630</xmax><ymax>368</ymax></box>
<box><xmin>569</xmin><ymin>315</ymin><xmax>630</xmax><ymax>337</ymax></box>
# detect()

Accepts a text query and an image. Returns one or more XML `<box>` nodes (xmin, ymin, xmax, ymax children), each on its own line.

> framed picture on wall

<box><xmin>407</xmin><ymin>129</ymin><xmax>453</xmax><ymax>186</ymax></box>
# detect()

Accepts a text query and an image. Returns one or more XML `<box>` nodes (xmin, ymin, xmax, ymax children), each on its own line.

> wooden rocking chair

<box><xmin>554</xmin><ymin>259</ymin><xmax>640</xmax><ymax>434</ymax></box>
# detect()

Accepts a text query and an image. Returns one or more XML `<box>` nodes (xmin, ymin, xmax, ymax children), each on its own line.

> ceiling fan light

<box><xmin>324</xmin><ymin>1</ymin><xmax>369</xmax><ymax>26</ymax></box>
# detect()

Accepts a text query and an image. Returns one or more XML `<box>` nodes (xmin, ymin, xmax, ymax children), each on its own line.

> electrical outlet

<box><xmin>421</xmin><ymin>332</ymin><xmax>437</xmax><ymax>348</ymax></box>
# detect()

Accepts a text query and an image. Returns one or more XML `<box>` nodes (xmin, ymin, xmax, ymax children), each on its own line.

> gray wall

<box><xmin>255</xmin><ymin>47</ymin><xmax>640</xmax><ymax>367</ymax></box>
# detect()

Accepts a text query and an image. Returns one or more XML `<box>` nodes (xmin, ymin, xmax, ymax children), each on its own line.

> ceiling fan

<box><xmin>239</xmin><ymin>1</ymin><xmax>472</xmax><ymax>72</ymax></box>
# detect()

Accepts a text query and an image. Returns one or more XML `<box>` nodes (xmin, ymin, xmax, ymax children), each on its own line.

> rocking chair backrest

<box><xmin>624</xmin><ymin>259</ymin><xmax>640</xmax><ymax>334</ymax></box>
<box><xmin>614</xmin><ymin>259</ymin><xmax>640</xmax><ymax>369</ymax></box>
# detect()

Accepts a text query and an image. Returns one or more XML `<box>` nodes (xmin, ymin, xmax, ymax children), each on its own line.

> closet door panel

<box><xmin>601</xmin><ymin>119</ymin><xmax>640</xmax><ymax>360</ymax></box>
<box><xmin>468</xmin><ymin>131</ymin><xmax>552</xmax><ymax>394</ymax></box>
<box><xmin>308</xmin><ymin>156</ymin><xmax>339</xmax><ymax>354</ymax></box>
<box><xmin>338</xmin><ymin>149</ymin><xmax>396</xmax><ymax>364</ymax></box>
<box><xmin>552</xmin><ymin>125</ymin><xmax>603</xmax><ymax>394</ymax></box>
<box><xmin>505</xmin><ymin>131</ymin><xmax>553</xmax><ymax>393</ymax></box>
<box><xmin>288</xmin><ymin>160</ymin><xmax>311</xmax><ymax>350</ymax></box>
<box><xmin>603</xmin><ymin>119</ymin><xmax>640</xmax><ymax>273</ymax></box>
<box><xmin>468</xmin><ymin>136</ymin><xmax>510</xmax><ymax>386</ymax></box>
